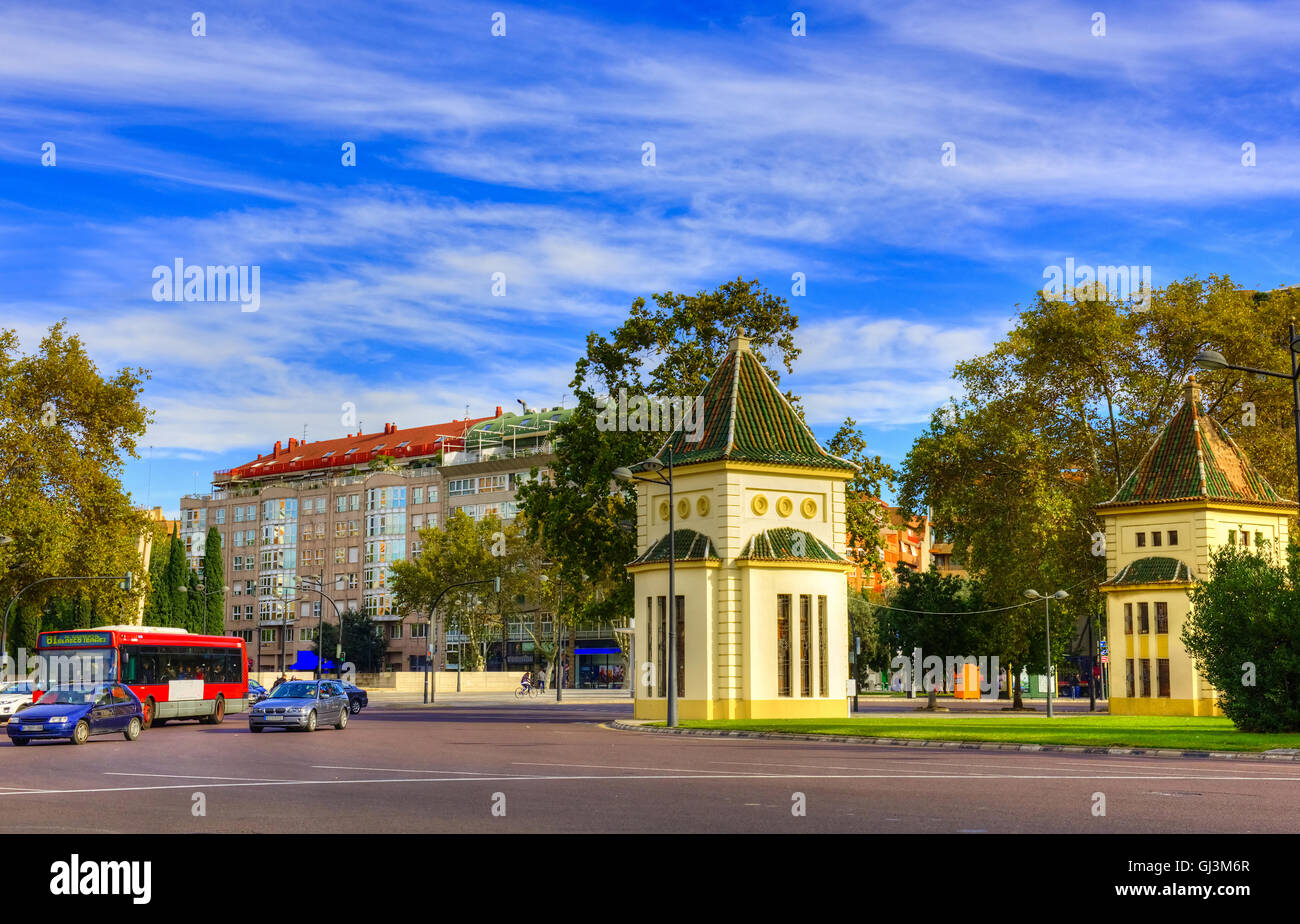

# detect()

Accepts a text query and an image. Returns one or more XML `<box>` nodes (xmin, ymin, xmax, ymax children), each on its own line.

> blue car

<box><xmin>6</xmin><ymin>683</ymin><xmax>144</xmax><ymax>746</ymax></box>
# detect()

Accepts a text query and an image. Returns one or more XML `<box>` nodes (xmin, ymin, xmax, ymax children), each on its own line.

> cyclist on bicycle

<box><xmin>519</xmin><ymin>671</ymin><xmax>532</xmax><ymax>691</ymax></box>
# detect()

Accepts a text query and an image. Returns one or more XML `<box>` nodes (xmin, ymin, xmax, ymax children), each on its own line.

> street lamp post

<box><xmin>1024</xmin><ymin>589</ymin><xmax>1069</xmax><ymax>718</ymax></box>
<box><xmin>422</xmin><ymin>576</ymin><xmax>499</xmax><ymax>704</ymax></box>
<box><xmin>1196</xmin><ymin>331</ymin><xmax>1300</xmax><ymax>503</ymax></box>
<box><xmin>3</xmin><ymin>573</ymin><xmax>133</xmax><ymax>664</ymax></box>
<box><xmin>181</xmin><ymin>582</ymin><xmax>230</xmax><ymax>636</ymax></box>
<box><xmin>297</xmin><ymin>577</ymin><xmax>344</xmax><ymax>680</ymax></box>
<box><xmin>614</xmin><ymin>446</ymin><xmax>677</xmax><ymax>728</ymax></box>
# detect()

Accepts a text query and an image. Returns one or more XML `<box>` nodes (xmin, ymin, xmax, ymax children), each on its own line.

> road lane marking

<box><xmin>513</xmin><ymin>761</ymin><xmax>771</xmax><ymax>776</ymax></box>
<box><xmin>312</xmin><ymin>765</ymin><xmax>523</xmax><ymax>776</ymax></box>
<box><xmin>105</xmin><ymin>772</ymin><xmax>298</xmax><ymax>783</ymax></box>
<box><xmin>0</xmin><ymin>770</ymin><xmax>1286</xmax><ymax>800</ymax></box>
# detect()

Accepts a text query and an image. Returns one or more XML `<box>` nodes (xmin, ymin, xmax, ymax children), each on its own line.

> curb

<box><xmin>608</xmin><ymin>720</ymin><xmax>1300</xmax><ymax>761</ymax></box>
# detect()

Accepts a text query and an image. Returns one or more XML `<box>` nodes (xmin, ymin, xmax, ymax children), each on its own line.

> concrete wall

<box><xmin>250</xmin><ymin>670</ymin><xmax>521</xmax><ymax>692</ymax></box>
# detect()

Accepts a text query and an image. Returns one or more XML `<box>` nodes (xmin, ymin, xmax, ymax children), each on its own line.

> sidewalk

<box><xmin>369</xmin><ymin>688</ymin><xmax>635</xmax><ymax>707</ymax></box>
<box><xmin>853</xmin><ymin>694</ymin><xmax>1110</xmax><ymax>716</ymax></box>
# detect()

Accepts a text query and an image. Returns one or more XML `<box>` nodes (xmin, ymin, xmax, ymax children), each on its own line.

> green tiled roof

<box><xmin>656</xmin><ymin>333</ymin><xmax>858</xmax><ymax>471</ymax></box>
<box><xmin>738</xmin><ymin>528</ymin><xmax>846</xmax><ymax>563</ymax></box>
<box><xmin>1099</xmin><ymin>377</ymin><xmax>1293</xmax><ymax>509</ymax></box>
<box><xmin>630</xmin><ymin>529</ymin><xmax>719</xmax><ymax>565</ymax></box>
<box><xmin>1103</xmin><ymin>556</ymin><xmax>1195</xmax><ymax>586</ymax></box>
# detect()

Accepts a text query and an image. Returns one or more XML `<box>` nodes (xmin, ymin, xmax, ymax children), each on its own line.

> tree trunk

<box><xmin>1012</xmin><ymin>664</ymin><xmax>1024</xmax><ymax>709</ymax></box>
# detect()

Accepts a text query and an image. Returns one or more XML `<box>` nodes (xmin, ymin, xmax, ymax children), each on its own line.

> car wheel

<box><xmin>305</xmin><ymin>710</ymin><xmax>317</xmax><ymax>732</ymax></box>
<box><xmin>141</xmin><ymin>698</ymin><xmax>155</xmax><ymax>729</ymax></box>
<box><xmin>249</xmin><ymin>724</ymin><xmax>263</xmax><ymax>733</ymax></box>
<box><xmin>11</xmin><ymin>737</ymin><xmax>29</xmax><ymax>746</ymax></box>
<box><xmin>349</xmin><ymin>699</ymin><xmax>361</xmax><ymax>715</ymax></box>
<box><xmin>123</xmin><ymin>717</ymin><xmax>142</xmax><ymax>741</ymax></box>
<box><xmin>71</xmin><ymin>720</ymin><xmax>90</xmax><ymax>745</ymax></box>
<box><xmin>335</xmin><ymin>707</ymin><xmax>348</xmax><ymax>729</ymax></box>
<box><xmin>202</xmin><ymin>695</ymin><xmax>225</xmax><ymax>725</ymax></box>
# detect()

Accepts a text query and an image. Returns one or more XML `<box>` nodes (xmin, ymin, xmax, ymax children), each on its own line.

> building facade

<box><xmin>1096</xmin><ymin>376</ymin><xmax>1294</xmax><ymax>715</ymax></box>
<box><xmin>179</xmin><ymin>405</ymin><xmax>587</xmax><ymax>673</ymax></box>
<box><xmin>630</xmin><ymin>332</ymin><xmax>856</xmax><ymax>720</ymax></box>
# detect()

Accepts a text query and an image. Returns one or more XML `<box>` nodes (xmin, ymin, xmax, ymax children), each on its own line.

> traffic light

<box><xmin>119</xmin><ymin>572</ymin><xmax>133</xmax><ymax>592</ymax></box>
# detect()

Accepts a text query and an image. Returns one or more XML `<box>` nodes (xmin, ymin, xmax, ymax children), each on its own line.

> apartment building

<box><xmin>845</xmin><ymin>503</ymin><xmax>933</xmax><ymax>595</ymax></box>
<box><xmin>178</xmin><ymin>405</ymin><xmax>576</xmax><ymax>673</ymax></box>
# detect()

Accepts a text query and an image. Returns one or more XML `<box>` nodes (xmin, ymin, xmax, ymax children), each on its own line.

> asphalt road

<box><xmin>2</xmin><ymin>703</ymin><xmax>1297</xmax><ymax>833</ymax></box>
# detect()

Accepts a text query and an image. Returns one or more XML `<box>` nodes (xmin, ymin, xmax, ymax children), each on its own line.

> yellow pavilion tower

<box><xmin>1095</xmin><ymin>375</ymin><xmax>1295</xmax><ymax>716</ymax></box>
<box><xmin>629</xmin><ymin>332</ymin><xmax>857</xmax><ymax>720</ymax></box>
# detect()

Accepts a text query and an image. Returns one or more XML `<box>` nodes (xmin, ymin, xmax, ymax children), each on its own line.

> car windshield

<box><xmin>36</xmin><ymin>687</ymin><xmax>101</xmax><ymax>706</ymax></box>
<box><xmin>271</xmin><ymin>682</ymin><xmax>319</xmax><ymax>699</ymax></box>
<box><xmin>0</xmin><ymin>682</ymin><xmax>34</xmax><ymax>695</ymax></box>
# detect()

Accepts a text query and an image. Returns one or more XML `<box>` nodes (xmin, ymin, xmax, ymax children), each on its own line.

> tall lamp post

<box><xmin>422</xmin><ymin>576</ymin><xmax>500</xmax><ymax>704</ymax></box>
<box><xmin>1195</xmin><ymin>338</ymin><xmax>1300</xmax><ymax>503</ymax></box>
<box><xmin>1024</xmin><ymin>589</ymin><xmax>1068</xmax><ymax>718</ymax></box>
<box><xmin>3</xmin><ymin>572</ymin><xmax>133</xmax><ymax>664</ymax></box>
<box><xmin>614</xmin><ymin>446</ymin><xmax>677</xmax><ymax>728</ymax></box>
<box><xmin>180</xmin><ymin>582</ymin><xmax>230</xmax><ymax>636</ymax></box>
<box><xmin>297</xmin><ymin>577</ymin><xmax>344</xmax><ymax>680</ymax></box>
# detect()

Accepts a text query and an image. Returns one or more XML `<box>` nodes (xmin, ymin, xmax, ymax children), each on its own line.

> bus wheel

<box><xmin>71</xmin><ymin>721</ymin><xmax>90</xmax><ymax>745</ymax></box>
<box><xmin>203</xmin><ymin>695</ymin><xmax>225</xmax><ymax>725</ymax></box>
<box><xmin>124</xmin><ymin>717</ymin><xmax>142</xmax><ymax>741</ymax></box>
<box><xmin>142</xmin><ymin>698</ymin><xmax>155</xmax><ymax>729</ymax></box>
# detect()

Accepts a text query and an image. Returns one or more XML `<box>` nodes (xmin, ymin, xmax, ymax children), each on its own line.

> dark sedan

<box><xmin>247</xmin><ymin>678</ymin><xmax>269</xmax><ymax>707</ymax></box>
<box><xmin>341</xmin><ymin>682</ymin><xmax>368</xmax><ymax>714</ymax></box>
<box><xmin>7</xmin><ymin>683</ymin><xmax>143</xmax><ymax>746</ymax></box>
<box><xmin>248</xmin><ymin>680</ymin><xmax>349</xmax><ymax>732</ymax></box>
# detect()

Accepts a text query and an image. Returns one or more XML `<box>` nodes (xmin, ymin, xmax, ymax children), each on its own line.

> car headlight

<box><xmin>49</xmin><ymin>716</ymin><xmax>68</xmax><ymax>723</ymax></box>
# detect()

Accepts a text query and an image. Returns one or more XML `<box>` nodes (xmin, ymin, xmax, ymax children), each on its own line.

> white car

<box><xmin>0</xmin><ymin>682</ymin><xmax>37</xmax><ymax>724</ymax></box>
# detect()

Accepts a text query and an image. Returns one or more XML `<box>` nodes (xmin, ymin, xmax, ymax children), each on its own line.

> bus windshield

<box><xmin>36</xmin><ymin>649</ymin><xmax>117</xmax><ymax>688</ymax></box>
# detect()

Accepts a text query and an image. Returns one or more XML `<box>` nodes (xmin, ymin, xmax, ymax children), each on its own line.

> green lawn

<box><xmin>666</xmin><ymin>715</ymin><xmax>1300</xmax><ymax>752</ymax></box>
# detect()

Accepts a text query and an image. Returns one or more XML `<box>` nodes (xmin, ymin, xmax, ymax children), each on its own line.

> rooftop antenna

<box><xmin>303</xmin><ymin>423</ymin><xmax>308</xmax><ymax>444</ymax></box>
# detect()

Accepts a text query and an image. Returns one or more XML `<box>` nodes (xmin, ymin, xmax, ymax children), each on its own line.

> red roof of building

<box><xmin>215</xmin><ymin>411</ymin><xmax>499</xmax><ymax>482</ymax></box>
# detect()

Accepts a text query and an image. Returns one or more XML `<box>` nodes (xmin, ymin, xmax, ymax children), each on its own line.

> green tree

<box><xmin>897</xmin><ymin>277</ymin><xmax>1299</xmax><ymax>700</ymax></box>
<box><xmin>183</xmin><ymin>569</ymin><xmax>202</xmax><ymax>634</ymax></box>
<box><xmin>1184</xmin><ymin>540</ymin><xmax>1300</xmax><ymax>732</ymax></box>
<box><xmin>390</xmin><ymin>509</ymin><xmax>503</xmax><ymax>671</ymax></box>
<box><xmin>202</xmin><ymin>526</ymin><xmax>225</xmax><ymax>633</ymax></box>
<box><xmin>318</xmin><ymin>610</ymin><xmax>387</xmax><ymax>674</ymax></box>
<box><xmin>141</xmin><ymin>522</ymin><xmax>173</xmax><ymax>626</ymax></box>
<box><xmin>518</xmin><ymin>277</ymin><xmax>804</xmax><ymax>634</ymax></box>
<box><xmin>883</xmin><ymin>569</ymin><xmax>993</xmax><ymax>708</ymax></box>
<box><xmin>164</xmin><ymin>528</ymin><xmax>186</xmax><ymax>629</ymax></box>
<box><xmin>0</xmin><ymin>321</ymin><xmax>151</xmax><ymax>655</ymax></box>
<box><xmin>826</xmin><ymin>417</ymin><xmax>896</xmax><ymax>574</ymax></box>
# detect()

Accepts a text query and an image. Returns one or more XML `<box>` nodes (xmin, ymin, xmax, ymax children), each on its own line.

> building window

<box><xmin>448</xmin><ymin>479</ymin><xmax>475</xmax><ymax>497</ymax></box>
<box><xmin>261</xmin><ymin>628</ymin><xmax>275</xmax><ymax>645</ymax></box>
<box><xmin>777</xmin><ymin>594</ymin><xmax>792</xmax><ymax>697</ymax></box>
<box><xmin>413</xmin><ymin>487</ymin><xmax>423</xmax><ymax>505</ymax></box>
<box><xmin>1124</xmin><ymin>603</ymin><xmax>1133</xmax><ymax>635</ymax></box>
<box><xmin>799</xmin><ymin>594</ymin><xmax>812</xmax><ymax>697</ymax></box>
<box><xmin>1157</xmin><ymin>659</ymin><xmax>1171</xmax><ymax>697</ymax></box>
<box><xmin>645</xmin><ymin>596</ymin><xmax>653</xmax><ymax>698</ymax></box>
<box><xmin>390</xmin><ymin>624</ymin><xmax>402</xmax><ymax>640</ymax></box>
<box><xmin>1140</xmin><ymin>660</ymin><xmax>1151</xmax><ymax>697</ymax></box>
<box><xmin>215</xmin><ymin>508</ymin><xmax>225</xmax><ymax>524</ymax></box>
<box><xmin>675</xmin><ymin>594</ymin><xmax>685</xmax><ymax>698</ymax></box>
<box><xmin>1135</xmin><ymin>532</ymin><xmax>1146</xmax><ymax>547</ymax></box>
<box><xmin>1167</xmin><ymin>530</ymin><xmax>1178</xmax><ymax>546</ymax></box>
<box><xmin>1155</xmin><ymin>601</ymin><xmax>1168</xmax><ymax>634</ymax></box>
<box><xmin>818</xmin><ymin>595</ymin><xmax>828</xmax><ymax>698</ymax></box>
<box><xmin>1255</xmin><ymin>531</ymin><xmax>1265</xmax><ymax>547</ymax></box>
<box><xmin>1125</xmin><ymin>659</ymin><xmax>1135</xmax><ymax>698</ymax></box>
<box><xmin>412</xmin><ymin>514</ymin><xmax>423</xmax><ymax>530</ymax></box>
<box><xmin>1138</xmin><ymin>602</ymin><xmax>1149</xmax><ymax>634</ymax></box>
<box><xmin>651</xmin><ymin>596</ymin><xmax>665</xmax><ymax>698</ymax></box>
<box><xmin>337</xmin><ymin>496</ymin><xmax>347</xmax><ymax>514</ymax></box>
<box><xmin>1151</xmin><ymin>531</ymin><xmax>1162</xmax><ymax>547</ymax></box>
<box><xmin>429</xmin><ymin>487</ymin><xmax>438</xmax><ymax>504</ymax></box>
<box><xmin>412</xmin><ymin>622</ymin><xmax>427</xmax><ymax>639</ymax></box>
<box><xmin>1240</xmin><ymin>530</ymin><xmax>1249</xmax><ymax>546</ymax></box>
<box><xmin>234</xmin><ymin>506</ymin><xmax>244</xmax><ymax>523</ymax></box>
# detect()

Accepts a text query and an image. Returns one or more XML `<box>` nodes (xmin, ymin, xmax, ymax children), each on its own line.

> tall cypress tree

<box><xmin>142</xmin><ymin>525</ymin><xmax>172</xmax><ymax>626</ymax></box>
<box><xmin>202</xmin><ymin>526</ymin><xmax>225</xmax><ymax>636</ymax></box>
<box><xmin>184</xmin><ymin>569</ymin><xmax>202</xmax><ymax>633</ymax></box>
<box><xmin>164</xmin><ymin>527</ymin><xmax>187</xmax><ymax>629</ymax></box>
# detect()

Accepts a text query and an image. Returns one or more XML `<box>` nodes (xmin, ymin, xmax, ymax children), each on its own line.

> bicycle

<box><xmin>514</xmin><ymin>683</ymin><xmax>541</xmax><ymax>699</ymax></box>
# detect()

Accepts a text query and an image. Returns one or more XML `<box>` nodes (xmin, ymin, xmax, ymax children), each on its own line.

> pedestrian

<box><xmin>272</xmin><ymin>673</ymin><xmax>286</xmax><ymax>691</ymax></box>
<box><xmin>536</xmin><ymin>669</ymin><xmax>546</xmax><ymax>693</ymax></box>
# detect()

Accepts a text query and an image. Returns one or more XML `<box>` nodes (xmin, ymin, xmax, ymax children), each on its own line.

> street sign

<box><xmin>1098</xmin><ymin>640</ymin><xmax>1108</xmax><ymax>654</ymax></box>
<box><xmin>1099</xmin><ymin>655</ymin><xmax>1109</xmax><ymax>664</ymax></box>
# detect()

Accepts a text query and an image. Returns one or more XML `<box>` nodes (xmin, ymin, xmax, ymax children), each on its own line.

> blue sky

<box><xmin>2</xmin><ymin>0</ymin><xmax>1298</xmax><ymax>516</ymax></box>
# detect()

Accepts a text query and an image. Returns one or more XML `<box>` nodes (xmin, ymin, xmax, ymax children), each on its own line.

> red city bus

<box><xmin>35</xmin><ymin>626</ymin><xmax>248</xmax><ymax>728</ymax></box>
